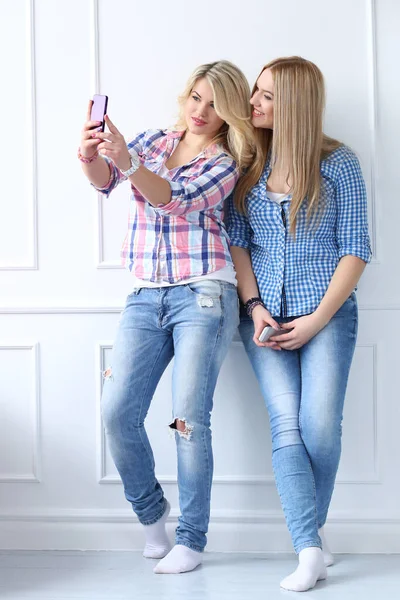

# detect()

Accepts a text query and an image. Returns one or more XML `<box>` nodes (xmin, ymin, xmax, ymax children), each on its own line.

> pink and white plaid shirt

<box><xmin>94</xmin><ymin>129</ymin><xmax>239</xmax><ymax>283</ymax></box>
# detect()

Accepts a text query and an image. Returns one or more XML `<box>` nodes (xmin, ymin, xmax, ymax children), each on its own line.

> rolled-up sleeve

<box><xmin>225</xmin><ymin>192</ymin><xmax>252</xmax><ymax>250</ymax></box>
<box><xmin>91</xmin><ymin>130</ymin><xmax>148</xmax><ymax>198</ymax></box>
<box><xmin>154</xmin><ymin>156</ymin><xmax>239</xmax><ymax>216</ymax></box>
<box><xmin>335</xmin><ymin>151</ymin><xmax>372</xmax><ymax>263</ymax></box>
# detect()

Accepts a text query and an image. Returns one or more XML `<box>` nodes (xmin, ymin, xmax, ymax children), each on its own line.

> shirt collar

<box><xmin>164</xmin><ymin>128</ymin><xmax>225</xmax><ymax>160</ymax></box>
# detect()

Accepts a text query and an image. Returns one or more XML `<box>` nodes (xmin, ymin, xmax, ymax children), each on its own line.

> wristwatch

<box><xmin>120</xmin><ymin>152</ymin><xmax>140</xmax><ymax>177</ymax></box>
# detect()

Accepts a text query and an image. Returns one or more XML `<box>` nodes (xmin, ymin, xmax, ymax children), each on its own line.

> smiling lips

<box><xmin>252</xmin><ymin>108</ymin><xmax>264</xmax><ymax>117</ymax></box>
<box><xmin>192</xmin><ymin>117</ymin><xmax>206</xmax><ymax>126</ymax></box>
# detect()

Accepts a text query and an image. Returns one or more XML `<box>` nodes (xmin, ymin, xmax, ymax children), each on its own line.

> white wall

<box><xmin>0</xmin><ymin>0</ymin><xmax>399</xmax><ymax>552</ymax></box>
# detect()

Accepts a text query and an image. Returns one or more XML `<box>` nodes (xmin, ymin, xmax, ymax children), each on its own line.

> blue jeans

<box><xmin>239</xmin><ymin>293</ymin><xmax>358</xmax><ymax>553</ymax></box>
<box><xmin>101</xmin><ymin>280</ymin><xmax>239</xmax><ymax>552</ymax></box>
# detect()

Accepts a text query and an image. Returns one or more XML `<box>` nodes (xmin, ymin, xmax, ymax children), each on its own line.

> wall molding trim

<box><xmin>95</xmin><ymin>341</ymin><xmax>380</xmax><ymax>487</ymax></box>
<box><xmin>1</xmin><ymin>508</ymin><xmax>399</xmax><ymax>525</ymax></box>
<box><xmin>366</xmin><ymin>0</ymin><xmax>379</xmax><ymax>262</ymax></box>
<box><xmin>0</xmin><ymin>342</ymin><xmax>41</xmax><ymax>483</ymax></box>
<box><xmin>0</xmin><ymin>0</ymin><xmax>38</xmax><ymax>271</ymax></box>
<box><xmin>1</xmin><ymin>508</ymin><xmax>400</xmax><ymax>552</ymax></box>
<box><xmin>1</xmin><ymin>304</ymin><xmax>400</xmax><ymax>314</ymax></box>
<box><xmin>90</xmin><ymin>0</ymin><xmax>125</xmax><ymax>270</ymax></box>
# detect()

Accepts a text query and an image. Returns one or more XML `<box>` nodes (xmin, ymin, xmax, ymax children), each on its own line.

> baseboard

<box><xmin>1</xmin><ymin>510</ymin><xmax>400</xmax><ymax>552</ymax></box>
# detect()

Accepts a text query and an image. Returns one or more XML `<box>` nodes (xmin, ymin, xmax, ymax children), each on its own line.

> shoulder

<box><xmin>200</xmin><ymin>148</ymin><xmax>238</xmax><ymax>180</ymax></box>
<box><xmin>141</xmin><ymin>128</ymin><xmax>171</xmax><ymax>146</ymax></box>
<box><xmin>209</xmin><ymin>149</ymin><xmax>237</xmax><ymax>168</ymax></box>
<box><xmin>128</xmin><ymin>128</ymin><xmax>177</xmax><ymax>147</ymax></box>
<box><xmin>126</xmin><ymin>128</ymin><xmax>164</xmax><ymax>151</ymax></box>
<box><xmin>321</xmin><ymin>145</ymin><xmax>365</xmax><ymax>189</ymax></box>
<box><xmin>321</xmin><ymin>145</ymin><xmax>362</xmax><ymax>176</ymax></box>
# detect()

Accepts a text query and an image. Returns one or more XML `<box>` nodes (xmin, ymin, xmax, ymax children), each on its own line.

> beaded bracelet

<box><xmin>77</xmin><ymin>147</ymin><xmax>98</xmax><ymax>164</ymax></box>
<box><xmin>244</xmin><ymin>297</ymin><xmax>265</xmax><ymax>317</ymax></box>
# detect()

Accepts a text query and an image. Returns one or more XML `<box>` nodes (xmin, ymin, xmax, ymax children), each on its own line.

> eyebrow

<box><xmin>192</xmin><ymin>90</ymin><xmax>214</xmax><ymax>103</ymax></box>
<box><xmin>256</xmin><ymin>84</ymin><xmax>274</xmax><ymax>96</ymax></box>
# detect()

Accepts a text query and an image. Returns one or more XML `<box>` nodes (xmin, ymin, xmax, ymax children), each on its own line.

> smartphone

<box><xmin>90</xmin><ymin>94</ymin><xmax>108</xmax><ymax>132</ymax></box>
<box><xmin>259</xmin><ymin>325</ymin><xmax>292</xmax><ymax>343</ymax></box>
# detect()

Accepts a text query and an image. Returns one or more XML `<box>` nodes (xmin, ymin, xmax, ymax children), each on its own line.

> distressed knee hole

<box><xmin>103</xmin><ymin>367</ymin><xmax>113</xmax><ymax>381</ymax></box>
<box><xmin>169</xmin><ymin>418</ymin><xmax>193</xmax><ymax>441</ymax></box>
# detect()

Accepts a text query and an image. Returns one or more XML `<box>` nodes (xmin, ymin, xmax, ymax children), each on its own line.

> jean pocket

<box><xmin>126</xmin><ymin>287</ymin><xmax>142</xmax><ymax>299</ymax></box>
<box><xmin>343</xmin><ymin>291</ymin><xmax>357</xmax><ymax>309</ymax></box>
<box><xmin>186</xmin><ymin>280</ymin><xmax>222</xmax><ymax>298</ymax></box>
<box><xmin>332</xmin><ymin>292</ymin><xmax>358</xmax><ymax>322</ymax></box>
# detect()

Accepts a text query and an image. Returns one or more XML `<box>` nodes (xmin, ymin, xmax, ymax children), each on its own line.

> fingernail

<box><xmin>91</xmin><ymin>133</ymin><xmax>96</xmax><ymax>138</ymax></box>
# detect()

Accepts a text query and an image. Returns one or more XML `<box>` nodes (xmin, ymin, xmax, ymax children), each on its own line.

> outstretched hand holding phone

<box><xmin>79</xmin><ymin>99</ymin><xmax>104</xmax><ymax>159</ymax></box>
<box><xmin>79</xmin><ymin>98</ymin><xmax>169</xmax><ymax>206</ymax></box>
<box><xmin>81</xmin><ymin>95</ymin><xmax>134</xmax><ymax>172</ymax></box>
<box><xmin>78</xmin><ymin>99</ymin><xmax>112</xmax><ymax>188</ymax></box>
<box><xmin>91</xmin><ymin>94</ymin><xmax>108</xmax><ymax>132</ymax></box>
<box><xmin>93</xmin><ymin>115</ymin><xmax>133</xmax><ymax>172</ymax></box>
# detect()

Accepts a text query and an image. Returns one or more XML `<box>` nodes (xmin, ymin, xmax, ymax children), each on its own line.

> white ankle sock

<box><xmin>319</xmin><ymin>527</ymin><xmax>334</xmax><ymax>567</ymax></box>
<box><xmin>280</xmin><ymin>547</ymin><xmax>327</xmax><ymax>592</ymax></box>
<box><xmin>153</xmin><ymin>544</ymin><xmax>202</xmax><ymax>574</ymax></box>
<box><xmin>142</xmin><ymin>500</ymin><xmax>171</xmax><ymax>559</ymax></box>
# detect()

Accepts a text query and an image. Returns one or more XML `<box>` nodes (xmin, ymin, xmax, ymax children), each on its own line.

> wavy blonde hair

<box><xmin>236</xmin><ymin>56</ymin><xmax>342</xmax><ymax>233</ymax></box>
<box><xmin>176</xmin><ymin>61</ymin><xmax>257</xmax><ymax>204</ymax></box>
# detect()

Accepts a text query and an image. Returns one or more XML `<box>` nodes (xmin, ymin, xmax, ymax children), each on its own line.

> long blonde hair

<box><xmin>236</xmin><ymin>56</ymin><xmax>342</xmax><ymax>233</ymax></box>
<box><xmin>176</xmin><ymin>61</ymin><xmax>257</xmax><ymax>204</ymax></box>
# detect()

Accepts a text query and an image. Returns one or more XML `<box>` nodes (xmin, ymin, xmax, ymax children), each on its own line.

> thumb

<box><xmin>280</xmin><ymin>320</ymin><xmax>295</xmax><ymax>329</ymax></box>
<box><xmin>254</xmin><ymin>321</ymin><xmax>265</xmax><ymax>336</ymax></box>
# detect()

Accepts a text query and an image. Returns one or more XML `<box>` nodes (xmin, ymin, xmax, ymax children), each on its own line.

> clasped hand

<box><xmin>252</xmin><ymin>305</ymin><xmax>326</xmax><ymax>351</ymax></box>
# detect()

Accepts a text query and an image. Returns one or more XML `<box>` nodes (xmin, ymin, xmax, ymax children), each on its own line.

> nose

<box><xmin>250</xmin><ymin>91</ymin><xmax>260</xmax><ymax>106</ymax></box>
<box><xmin>250</xmin><ymin>90</ymin><xmax>262</xmax><ymax>106</ymax></box>
<box><xmin>195</xmin><ymin>105</ymin><xmax>208</xmax><ymax>120</ymax></box>
<box><xmin>199</xmin><ymin>101</ymin><xmax>209</xmax><ymax>115</ymax></box>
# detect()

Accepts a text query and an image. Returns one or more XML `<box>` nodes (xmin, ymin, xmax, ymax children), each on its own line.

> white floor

<box><xmin>1</xmin><ymin>551</ymin><xmax>399</xmax><ymax>599</ymax></box>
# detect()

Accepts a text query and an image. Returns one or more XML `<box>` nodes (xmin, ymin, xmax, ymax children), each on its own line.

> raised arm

<box><xmin>79</xmin><ymin>100</ymin><xmax>112</xmax><ymax>188</ymax></box>
<box><xmin>95</xmin><ymin>116</ymin><xmax>238</xmax><ymax>213</ymax></box>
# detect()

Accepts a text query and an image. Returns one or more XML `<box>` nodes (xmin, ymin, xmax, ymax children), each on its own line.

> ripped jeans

<box><xmin>101</xmin><ymin>280</ymin><xmax>239</xmax><ymax>552</ymax></box>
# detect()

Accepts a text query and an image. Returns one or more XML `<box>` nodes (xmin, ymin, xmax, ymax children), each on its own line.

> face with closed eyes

<box><xmin>250</xmin><ymin>68</ymin><xmax>274</xmax><ymax>129</ymax></box>
<box><xmin>184</xmin><ymin>77</ymin><xmax>225</xmax><ymax>138</ymax></box>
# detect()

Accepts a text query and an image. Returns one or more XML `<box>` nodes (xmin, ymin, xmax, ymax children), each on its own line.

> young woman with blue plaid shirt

<box><xmin>227</xmin><ymin>56</ymin><xmax>371</xmax><ymax>592</ymax></box>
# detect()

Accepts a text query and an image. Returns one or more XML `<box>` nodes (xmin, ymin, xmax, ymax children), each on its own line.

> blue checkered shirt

<box><xmin>226</xmin><ymin>145</ymin><xmax>372</xmax><ymax>317</ymax></box>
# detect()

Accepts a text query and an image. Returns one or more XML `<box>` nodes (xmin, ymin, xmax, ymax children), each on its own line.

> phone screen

<box><xmin>90</xmin><ymin>94</ymin><xmax>108</xmax><ymax>131</ymax></box>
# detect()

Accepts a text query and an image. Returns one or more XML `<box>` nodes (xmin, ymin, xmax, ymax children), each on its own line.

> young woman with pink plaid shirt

<box><xmin>79</xmin><ymin>61</ymin><xmax>256</xmax><ymax>574</ymax></box>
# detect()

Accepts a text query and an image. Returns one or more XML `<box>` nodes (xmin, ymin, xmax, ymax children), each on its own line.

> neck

<box><xmin>182</xmin><ymin>130</ymin><xmax>214</xmax><ymax>154</ymax></box>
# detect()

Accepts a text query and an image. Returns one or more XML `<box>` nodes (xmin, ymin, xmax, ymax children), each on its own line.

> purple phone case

<box><xmin>90</xmin><ymin>94</ymin><xmax>108</xmax><ymax>131</ymax></box>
